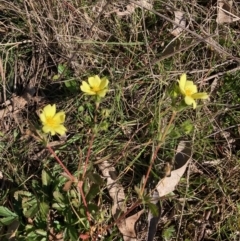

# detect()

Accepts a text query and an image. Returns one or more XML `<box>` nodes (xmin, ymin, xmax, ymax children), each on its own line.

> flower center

<box><xmin>185</xmin><ymin>88</ymin><xmax>193</xmax><ymax>96</ymax></box>
<box><xmin>91</xmin><ymin>86</ymin><xmax>100</xmax><ymax>92</ymax></box>
<box><xmin>46</xmin><ymin>117</ymin><xmax>57</xmax><ymax>127</ymax></box>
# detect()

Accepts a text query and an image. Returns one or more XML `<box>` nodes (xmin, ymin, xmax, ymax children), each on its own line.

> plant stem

<box><xmin>140</xmin><ymin>111</ymin><xmax>177</xmax><ymax>195</ymax></box>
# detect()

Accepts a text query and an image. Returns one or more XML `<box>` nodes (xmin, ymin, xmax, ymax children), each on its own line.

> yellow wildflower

<box><xmin>80</xmin><ymin>75</ymin><xmax>109</xmax><ymax>97</ymax></box>
<box><xmin>39</xmin><ymin>104</ymin><xmax>67</xmax><ymax>136</ymax></box>
<box><xmin>178</xmin><ymin>73</ymin><xmax>209</xmax><ymax>109</ymax></box>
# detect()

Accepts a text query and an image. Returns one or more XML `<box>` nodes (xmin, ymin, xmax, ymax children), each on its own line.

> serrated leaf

<box><xmin>14</xmin><ymin>191</ymin><xmax>32</xmax><ymax>201</ymax></box>
<box><xmin>53</xmin><ymin>191</ymin><xmax>64</xmax><ymax>203</ymax></box>
<box><xmin>24</xmin><ymin>203</ymin><xmax>38</xmax><ymax>218</ymax></box>
<box><xmin>0</xmin><ymin>206</ymin><xmax>17</xmax><ymax>217</ymax></box>
<box><xmin>52</xmin><ymin>203</ymin><xmax>65</xmax><ymax>211</ymax></box>
<box><xmin>134</xmin><ymin>185</ymin><xmax>141</xmax><ymax>197</ymax></box>
<box><xmin>22</xmin><ymin>197</ymin><xmax>37</xmax><ymax>209</ymax></box>
<box><xmin>69</xmin><ymin>189</ymin><xmax>78</xmax><ymax>199</ymax></box>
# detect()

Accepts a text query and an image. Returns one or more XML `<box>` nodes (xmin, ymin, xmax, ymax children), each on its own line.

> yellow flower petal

<box><xmin>55</xmin><ymin>125</ymin><xmax>67</xmax><ymax>136</ymax></box>
<box><xmin>192</xmin><ymin>92</ymin><xmax>209</xmax><ymax>99</ymax></box>
<box><xmin>39</xmin><ymin>112</ymin><xmax>46</xmax><ymax>124</ymax></box>
<box><xmin>80</xmin><ymin>81</ymin><xmax>96</xmax><ymax>95</ymax></box>
<box><xmin>80</xmin><ymin>81</ymin><xmax>90</xmax><ymax>91</ymax></box>
<box><xmin>185</xmin><ymin>80</ymin><xmax>194</xmax><ymax>86</ymax></box>
<box><xmin>40</xmin><ymin>104</ymin><xmax>67</xmax><ymax>136</ymax></box>
<box><xmin>88</xmin><ymin>75</ymin><xmax>101</xmax><ymax>88</ymax></box>
<box><xmin>178</xmin><ymin>73</ymin><xmax>208</xmax><ymax>109</ymax></box>
<box><xmin>80</xmin><ymin>75</ymin><xmax>109</xmax><ymax>97</ymax></box>
<box><xmin>99</xmin><ymin>77</ymin><xmax>109</xmax><ymax>89</ymax></box>
<box><xmin>179</xmin><ymin>73</ymin><xmax>187</xmax><ymax>93</ymax></box>
<box><xmin>43</xmin><ymin>104</ymin><xmax>56</xmax><ymax>118</ymax></box>
<box><xmin>97</xmin><ymin>89</ymin><xmax>108</xmax><ymax>97</ymax></box>
<box><xmin>192</xmin><ymin>101</ymin><xmax>197</xmax><ymax>109</ymax></box>
<box><xmin>185</xmin><ymin>81</ymin><xmax>197</xmax><ymax>94</ymax></box>
<box><xmin>184</xmin><ymin>96</ymin><xmax>195</xmax><ymax>106</ymax></box>
<box><xmin>43</xmin><ymin>125</ymin><xmax>56</xmax><ymax>135</ymax></box>
<box><xmin>53</xmin><ymin>111</ymin><xmax>65</xmax><ymax>124</ymax></box>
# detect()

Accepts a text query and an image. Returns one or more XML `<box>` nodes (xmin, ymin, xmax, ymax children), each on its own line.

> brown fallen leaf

<box><xmin>0</xmin><ymin>96</ymin><xmax>27</xmax><ymax>118</ymax></box>
<box><xmin>216</xmin><ymin>0</ymin><xmax>240</xmax><ymax>24</ymax></box>
<box><xmin>98</xmin><ymin>160</ymin><xmax>138</xmax><ymax>241</ymax></box>
<box><xmin>146</xmin><ymin>141</ymin><xmax>192</xmax><ymax>241</ymax></box>
<box><xmin>156</xmin><ymin>141</ymin><xmax>192</xmax><ymax>197</ymax></box>
<box><xmin>116</xmin><ymin>0</ymin><xmax>153</xmax><ymax>16</ymax></box>
<box><xmin>171</xmin><ymin>11</ymin><xmax>186</xmax><ymax>36</ymax></box>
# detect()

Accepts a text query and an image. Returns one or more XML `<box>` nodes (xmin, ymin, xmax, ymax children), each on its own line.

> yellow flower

<box><xmin>178</xmin><ymin>73</ymin><xmax>209</xmax><ymax>109</ymax></box>
<box><xmin>80</xmin><ymin>75</ymin><xmax>109</xmax><ymax>97</ymax></box>
<box><xmin>39</xmin><ymin>104</ymin><xmax>67</xmax><ymax>136</ymax></box>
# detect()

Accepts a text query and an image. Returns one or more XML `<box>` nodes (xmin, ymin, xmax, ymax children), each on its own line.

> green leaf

<box><xmin>67</xmin><ymin>226</ymin><xmax>78</xmax><ymax>240</ymax></box>
<box><xmin>0</xmin><ymin>206</ymin><xmax>17</xmax><ymax>217</ymax></box>
<box><xmin>148</xmin><ymin>203</ymin><xmax>159</xmax><ymax>217</ymax></box>
<box><xmin>39</xmin><ymin>202</ymin><xmax>49</xmax><ymax>219</ymax></box>
<box><xmin>78</xmin><ymin>106</ymin><xmax>84</xmax><ymax>112</ymax></box>
<box><xmin>181</xmin><ymin>119</ymin><xmax>194</xmax><ymax>134</ymax></box>
<box><xmin>52</xmin><ymin>74</ymin><xmax>60</xmax><ymax>80</ymax></box>
<box><xmin>86</xmin><ymin>184</ymin><xmax>100</xmax><ymax>202</ymax></box>
<box><xmin>57</xmin><ymin>64</ymin><xmax>66</xmax><ymax>75</ymax></box>
<box><xmin>53</xmin><ymin>191</ymin><xmax>65</xmax><ymax>203</ymax></box>
<box><xmin>0</xmin><ymin>216</ymin><xmax>18</xmax><ymax>225</ymax></box>
<box><xmin>42</xmin><ymin>169</ymin><xmax>51</xmax><ymax>186</ymax></box>
<box><xmin>64</xmin><ymin>80</ymin><xmax>77</xmax><ymax>89</ymax></box>
<box><xmin>52</xmin><ymin>203</ymin><xmax>65</xmax><ymax>211</ymax></box>
<box><xmin>83</xmin><ymin>180</ymin><xmax>89</xmax><ymax>194</ymax></box>
<box><xmin>88</xmin><ymin>203</ymin><xmax>99</xmax><ymax>214</ymax></box>
<box><xmin>134</xmin><ymin>185</ymin><xmax>141</xmax><ymax>198</ymax></box>
<box><xmin>14</xmin><ymin>191</ymin><xmax>32</xmax><ymax>201</ymax></box>
<box><xmin>69</xmin><ymin>189</ymin><xmax>78</xmax><ymax>199</ymax></box>
<box><xmin>24</xmin><ymin>203</ymin><xmax>38</xmax><ymax>218</ymax></box>
<box><xmin>22</xmin><ymin>197</ymin><xmax>37</xmax><ymax>209</ymax></box>
<box><xmin>99</xmin><ymin>121</ymin><xmax>109</xmax><ymax>131</ymax></box>
<box><xmin>163</xmin><ymin>225</ymin><xmax>175</xmax><ymax>239</ymax></box>
<box><xmin>35</xmin><ymin>229</ymin><xmax>47</xmax><ymax>236</ymax></box>
<box><xmin>88</xmin><ymin>172</ymin><xmax>103</xmax><ymax>185</ymax></box>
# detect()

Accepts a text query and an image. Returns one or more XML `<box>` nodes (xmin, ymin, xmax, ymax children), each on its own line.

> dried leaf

<box><xmin>216</xmin><ymin>0</ymin><xmax>239</xmax><ymax>24</ymax></box>
<box><xmin>156</xmin><ymin>141</ymin><xmax>191</xmax><ymax>197</ymax></box>
<box><xmin>116</xmin><ymin>0</ymin><xmax>153</xmax><ymax>16</ymax></box>
<box><xmin>0</xmin><ymin>96</ymin><xmax>27</xmax><ymax>118</ymax></box>
<box><xmin>98</xmin><ymin>161</ymin><xmax>137</xmax><ymax>241</ymax></box>
<box><xmin>171</xmin><ymin>11</ymin><xmax>186</xmax><ymax>36</ymax></box>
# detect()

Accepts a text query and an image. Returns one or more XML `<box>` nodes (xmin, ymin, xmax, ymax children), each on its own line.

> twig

<box><xmin>47</xmin><ymin>146</ymin><xmax>91</xmax><ymax>222</ymax></box>
<box><xmin>130</xmin><ymin>0</ymin><xmax>240</xmax><ymax>61</ymax></box>
<box><xmin>47</xmin><ymin>146</ymin><xmax>73</xmax><ymax>178</ymax></box>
